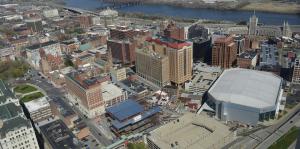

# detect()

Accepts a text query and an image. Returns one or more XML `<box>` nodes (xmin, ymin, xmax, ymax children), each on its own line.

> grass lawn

<box><xmin>268</xmin><ymin>127</ymin><xmax>300</xmax><ymax>149</ymax></box>
<box><xmin>127</xmin><ymin>142</ymin><xmax>147</xmax><ymax>149</ymax></box>
<box><xmin>14</xmin><ymin>84</ymin><xmax>37</xmax><ymax>94</ymax></box>
<box><xmin>21</xmin><ymin>92</ymin><xmax>44</xmax><ymax>102</ymax></box>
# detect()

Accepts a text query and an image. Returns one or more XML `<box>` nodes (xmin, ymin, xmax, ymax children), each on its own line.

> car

<box><xmin>92</xmin><ymin>140</ymin><xmax>96</xmax><ymax>142</ymax></box>
<box><xmin>290</xmin><ymin>120</ymin><xmax>293</xmax><ymax>123</ymax></box>
<box><xmin>95</xmin><ymin>144</ymin><xmax>99</xmax><ymax>146</ymax></box>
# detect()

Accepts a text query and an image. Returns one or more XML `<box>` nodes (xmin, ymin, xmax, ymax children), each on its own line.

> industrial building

<box><xmin>106</xmin><ymin>99</ymin><xmax>161</xmax><ymax>136</ymax></box>
<box><xmin>147</xmin><ymin>112</ymin><xmax>234</xmax><ymax>149</ymax></box>
<box><xmin>207</xmin><ymin>68</ymin><xmax>283</xmax><ymax>125</ymax></box>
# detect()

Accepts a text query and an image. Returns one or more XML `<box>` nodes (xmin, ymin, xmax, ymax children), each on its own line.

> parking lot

<box><xmin>80</xmin><ymin>135</ymin><xmax>102</xmax><ymax>149</ymax></box>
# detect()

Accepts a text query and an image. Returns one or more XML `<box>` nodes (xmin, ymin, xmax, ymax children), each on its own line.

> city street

<box><xmin>13</xmin><ymin>69</ymin><xmax>112</xmax><ymax>147</ymax></box>
<box><xmin>229</xmin><ymin>103</ymin><xmax>300</xmax><ymax>149</ymax></box>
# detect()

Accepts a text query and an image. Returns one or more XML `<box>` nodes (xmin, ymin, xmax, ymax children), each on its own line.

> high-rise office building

<box><xmin>212</xmin><ymin>35</ymin><xmax>237</xmax><ymax>69</ymax></box>
<box><xmin>136</xmin><ymin>48</ymin><xmax>170</xmax><ymax>87</ymax></box>
<box><xmin>292</xmin><ymin>59</ymin><xmax>300</xmax><ymax>84</ymax></box>
<box><xmin>146</xmin><ymin>37</ymin><xmax>193</xmax><ymax>85</ymax></box>
<box><xmin>107</xmin><ymin>39</ymin><xmax>136</xmax><ymax>65</ymax></box>
<box><xmin>248</xmin><ymin>12</ymin><xmax>258</xmax><ymax>36</ymax></box>
<box><xmin>107</xmin><ymin>26</ymin><xmax>136</xmax><ymax>65</ymax></box>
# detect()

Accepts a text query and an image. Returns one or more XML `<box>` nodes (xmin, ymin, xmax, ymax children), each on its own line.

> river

<box><xmin>64</xmin><ymin>0</ymin><xmax>300</xmax><ymax>25</ymax></box>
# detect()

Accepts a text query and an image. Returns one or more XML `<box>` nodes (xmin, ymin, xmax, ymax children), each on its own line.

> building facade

<box><xmin>292</xmin><ymin>59</ymin><xmax>300</xmax><ymax>84</ymax></box>
<box><xmin>146</xmin><ymin>37</ymin><xmax>193</xmax><ymax>85</ymax></box>
<box><xmin>136</xmin><ymin>48</ymin><xmax>170</xmax><ymax>87</ymax></box>
<box><xmin>65</xmin><ymin>72</ymin><xmax>108</xmax><ymax>118</ymax></box>
<box><xmin>107</xmin><ymin>26</ymin><xmax>137</xmax><ymax>65</ymax></box>
<box><xmin>212</xmin><ymin>35</ymin><xmax>237</xmax><ymax>69</ymax></box>
<box><xmin>237</xmin><ymin>50</ymin><xmax>257</xmax><ymax>69</ymax></box>
<box><xmin>24</xmin><ymin>97</ymin><xmax>53</xmax><ymax>123</ymax></box>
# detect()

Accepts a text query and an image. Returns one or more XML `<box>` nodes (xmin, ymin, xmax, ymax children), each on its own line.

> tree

<box><xmin>64</xmin><ymin>57</ymin><xmax>74</xmax><ymax>67</ymax></box>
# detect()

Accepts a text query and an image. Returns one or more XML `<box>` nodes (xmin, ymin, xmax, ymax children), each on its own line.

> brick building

<box><xmin>237</xmin><ymin>50</ymin><xmax>258</xmax><ymax>69</ymax></box>
<box><xmin>212</xmin><ymin>35</ymin><xmax>237</xmax><ymax>69</ymax></box>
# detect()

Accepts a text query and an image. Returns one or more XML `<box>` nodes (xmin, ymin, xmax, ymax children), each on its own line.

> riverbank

<box><xmin>240</xmin><ymin>2</ymin><xmax>300</xmax><ymax>14</ymax></box>
<box><xmin>103</xmin><ymin>0</ymin><xmax>300</xmax><ymax>14</ymax></box>
<box><xmin>118</xmin><ymin>11</ymin><xmax>236</xmax><ymax>24</ymax></box>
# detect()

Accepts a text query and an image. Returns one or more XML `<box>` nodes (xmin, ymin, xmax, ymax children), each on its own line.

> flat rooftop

<box><xmin>24</xmin><ymin>97</ymin><xmax>50</xmax><ymax>113</ymax></box>
<box><xmin>146</xmin><ymin>36</ymin><xmax>191</xmax><ymax>49</ymax></box>
<box><xmin>40</xmin><ymin>119</ymin><xmax>81</xmax><ymax>149</ymax></box>
<box><xmin>148</xmin><ymin>113</ymin><xmax>233</xmax><ymax>149</ymax></box>
<box><xmin>238</xmin><ymin>50</ymin><xmax>257</xmax><ymax>59</ymax></box>
<box><xmin>102</xmin><ymin>83</ymin><xmax>124</xmax><ymax>102</ymax></box>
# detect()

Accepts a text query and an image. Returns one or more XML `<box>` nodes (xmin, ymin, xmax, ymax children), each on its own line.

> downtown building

<box><xmin>106</xmin><ymin>99</ymin><xmax>161</xmax><ymax>137</ymax></box>
<box><xmin>0</xmin><ymin>80</ymin><xmax>40</xmax><ymax>149</ymax></box>
<box><xmin>107</xmin><ymin>26</ymin><xmax>136</xmax><ymax>65</ymax></box>
<box><xmin>135</xmin><ymin>48</ymin><xmax>170</xmax><ymax>87</ymax></box>
<box><xmin>65</xmin><ymin>70</ymin><xmax>109</xmax><ymax>118</ymax></box>
<box><xmin>65</xmin><ymin>68</ymin><xmax>127</xmax><ymax>118</ymax></box>
<box><xmin>145</xmin><ymin>37</ymin><xmax>193</xmax><ymax>86</ymax></box>
<box><xmin>25</xmin><ymin>41</ymin><xmax>62</xmax><ymax>70</ymax></box>
<box><xmin>212</xmin><ymin>35</ymin><xmax>237</xmax><ymax>69</ymax></box>
<box><xmin>160</xmin><ymin>20</ymin><xmax>188</xmax><ymax>41</ymax></box>
<box><xmin>292</xmin><ymin>59</ymin><xmax>300</xmax><ymax>84</ymax></box>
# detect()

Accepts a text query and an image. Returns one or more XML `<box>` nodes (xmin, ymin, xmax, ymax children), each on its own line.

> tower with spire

<box><xmin>248</xmin><ymin>10</ymin><xmax>258</xmax><ymax>36</ymax></box>
<box><xmin>283</xmin><ymin>21</ymin><xmax>292</xmax><ymax>37</ymax></box>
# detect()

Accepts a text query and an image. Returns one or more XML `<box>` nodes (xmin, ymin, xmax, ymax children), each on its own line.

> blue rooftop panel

<box><xmin>106</xmin><ymin>99</ymin><xmax>144</xmax><ymax>121</ymax></box>
<box><xmin>111</xmin><ymin>106</ymin><xmax>161</xmax><ymax>130</ymax></box>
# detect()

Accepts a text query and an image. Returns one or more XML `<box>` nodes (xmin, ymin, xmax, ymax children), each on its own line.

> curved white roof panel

<box><xmin>208</xmin><ymin>68</ymin><xmax>282</xmax><ymax>109</ymax></box>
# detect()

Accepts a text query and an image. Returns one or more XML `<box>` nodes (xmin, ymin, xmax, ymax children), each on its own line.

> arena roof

<box><xmin>208</xmin><ymin>68</ymin><xmax>282</xmax><ymax>108</ymax></box>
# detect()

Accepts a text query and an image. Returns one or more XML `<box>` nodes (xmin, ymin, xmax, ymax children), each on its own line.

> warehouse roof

<box><xmin>208</xmin><ymin>68</ymin><xmax>282</xmax><ymax>108</ymax></box>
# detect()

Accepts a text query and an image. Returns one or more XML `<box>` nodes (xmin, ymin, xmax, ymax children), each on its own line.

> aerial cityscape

<box><xmin>0</xmin><ymin>0</ymin><xmax>300</xmax><ymax>149</ymax></box>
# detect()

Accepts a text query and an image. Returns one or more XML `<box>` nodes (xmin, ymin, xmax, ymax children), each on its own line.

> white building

<box><xmin>0</xmin><ymin>81</ymin><xmax>39</xmax><ymax>149</ymax></box>
<box><xmin>24</xmin><ymin>97</ymin><xmax>53</xmax><ymax>123</ymax></box>
<box><xmin>111</xmin><ymin>67</ymin><xmax>127</xmax><ymax>81</ymax></box>
<box><xmin>43</xmin><ymin>9</ymin><xmax>59</xmax><ymax>18</ymax></box>
<box><xmin>101</xmin><ymin>82</ymin><xmax>128</xmax><ymax>107</ymax></box>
